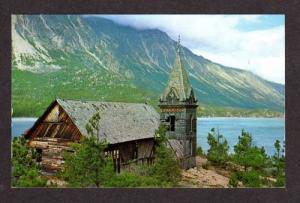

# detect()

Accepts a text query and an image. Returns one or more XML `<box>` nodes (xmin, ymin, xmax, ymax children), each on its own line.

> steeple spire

<box><xmin>161</xmin><ymin>35</ymin><xmax>194</xmax><ymax>102</ymax></box>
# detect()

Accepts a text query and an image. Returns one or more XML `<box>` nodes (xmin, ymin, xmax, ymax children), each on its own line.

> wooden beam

<box><xmin>40</xmin><ymin>121</ymin><xmax>64</xmax><ymax>124</ymax></box>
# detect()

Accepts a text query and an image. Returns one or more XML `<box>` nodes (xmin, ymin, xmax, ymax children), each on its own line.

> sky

<box><xmin>98</xmin><ymin>15</ymin><xmax>285</xmax><ymax>84</ymax></box>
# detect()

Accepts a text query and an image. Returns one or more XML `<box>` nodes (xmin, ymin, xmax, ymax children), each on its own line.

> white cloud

<box><xmin>99</xmin><ymin>15</ymin><xmax>285</xmax><ymax>84</ymax></box>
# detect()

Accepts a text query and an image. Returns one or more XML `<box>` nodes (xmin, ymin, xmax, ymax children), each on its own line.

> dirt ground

<box><xmin>178</xmin><ymin>156</ymin><xmax>230</xmax><ymax>188</ymax></box>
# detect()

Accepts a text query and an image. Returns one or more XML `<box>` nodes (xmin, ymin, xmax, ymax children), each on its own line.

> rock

<box><xmin>178</xmin><ymin>156</ymin><xmax>230</xmax><ymax>188</ymax></box>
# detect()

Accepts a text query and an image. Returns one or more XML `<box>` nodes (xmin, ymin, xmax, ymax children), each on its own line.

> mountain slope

<box><xmin>12</xmin><ymin>15</ymin><xmax>285</xmax><ymax>117</ymax></box>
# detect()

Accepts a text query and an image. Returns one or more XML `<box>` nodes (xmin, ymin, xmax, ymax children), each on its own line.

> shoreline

<box><xmin>12</xmin><ymin>117</ymin><xmax>38</xmax><ymax>120</ymax></box>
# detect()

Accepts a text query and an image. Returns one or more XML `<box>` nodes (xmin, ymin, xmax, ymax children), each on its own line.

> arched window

<box><xmin>170</xmin><ymin>116</ymin><xmax>175</xmax><ymax>131</ymax></box>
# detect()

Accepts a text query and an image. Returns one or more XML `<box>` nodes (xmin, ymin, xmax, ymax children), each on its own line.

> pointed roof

<box><xmin>161</xmin><ymin>35</ymin><xmax>192</xmax><ymax>101</ymax></box>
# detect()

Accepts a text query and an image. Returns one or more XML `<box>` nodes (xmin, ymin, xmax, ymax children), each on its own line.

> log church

<box><xmin>25</xmin><ymin>37</ymin><xmax>198</xmax><ymax>173</ymax></box>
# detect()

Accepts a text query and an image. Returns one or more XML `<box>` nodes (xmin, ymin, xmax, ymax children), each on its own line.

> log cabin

<box><xmin>25</xmin><ymin>98</ymin><xmax>160</xmax><ymax>174</ymax></box>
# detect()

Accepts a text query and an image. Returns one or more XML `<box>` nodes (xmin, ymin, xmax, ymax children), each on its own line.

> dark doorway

<box><xmin>36</xmin><ymin>148</ymin><xmax>42</xmax><ymax>162</ymax></box>
<box><xmin>132</xmin><ymin>142</ymin><xmax>138</xmax><ymax>159</ymax></box>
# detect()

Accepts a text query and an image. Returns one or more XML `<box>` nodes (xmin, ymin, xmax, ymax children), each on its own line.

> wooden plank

<box><xmin>29</xmin><ymin>103</ymin><xmax>82</xmax><ymax>141</ymax></box>
<box><xmin>29</xmin><ymin>140</ymin><xmax>72</xmax><ymax>151</ymax></box>
<box><xmin>33</xmin><ymin>137</ymin><xmax>71</xmax><ymax>143</ymax></box>
<box><xmin>41</xmin><ymin>157</ymin><xmax>64</xmax><ymax>170</ymax></box>
<box><xmin>41</xmin><ymin>121</ymin><xmax>64</xmax><ymax>124</ymax></box>
<box><xmin>137</xmin><ymin>139</ymin><xmax>154</xmax><ymax>159</ymax></box>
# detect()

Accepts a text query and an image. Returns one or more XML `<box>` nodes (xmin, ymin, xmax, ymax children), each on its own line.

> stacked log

<box><xmin>29</xmin><ymin>137</ymin><xmax>74</xmax><ymax>173</ymax></box>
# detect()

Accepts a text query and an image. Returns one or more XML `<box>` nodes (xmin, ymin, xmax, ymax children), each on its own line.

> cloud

<box><xmin>98</xmin><ymin>15</ymin><xmax>285</xmax><ymax>84</ymax></box>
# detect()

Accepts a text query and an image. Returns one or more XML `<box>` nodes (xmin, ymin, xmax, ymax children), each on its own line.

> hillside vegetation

<box><xmin>12</xmin><ymin>15</ymin><xmax>285</xmax><ymax>117</ymax></box>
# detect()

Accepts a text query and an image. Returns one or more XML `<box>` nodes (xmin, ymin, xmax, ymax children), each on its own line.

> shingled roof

<box><xmin>57</xmin><ymin>99</ymin><xmax>160</xmax><ymax>144</ymax></box>
<box><xmin>161</xmin><ymin>36</ymin><xmax>192</xmax><ymax>101</ymax></box>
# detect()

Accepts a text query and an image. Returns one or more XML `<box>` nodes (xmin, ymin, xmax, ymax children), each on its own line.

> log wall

<box><xmin>29</xmin><ymin>137</ymin><xmax>74</xmax><ymax>174</ymax></box>
<box><xmin>27</xmin><ymin>102</ymin><xmax>156</xmax><ymax>174</ymax></box>
<box><xmin>29</xmin><ymin>137</ymin><xmax>156</xmax><ymax>174</ymax></box>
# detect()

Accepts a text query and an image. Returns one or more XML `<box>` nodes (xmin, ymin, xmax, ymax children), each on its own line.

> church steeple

<box><xmin>161</xmin><ymin>35</ymin><xmax>193</xmax><ymax>102</ymax></box>
<box><xmin>159</xmin><ymin>35</ymin><xmax>198</xmax><ymax>169</ymax></box>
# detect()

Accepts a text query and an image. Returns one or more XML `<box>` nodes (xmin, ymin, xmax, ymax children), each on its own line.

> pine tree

<box><xmin>272</xmin><ymin>139</ymin><xmax>285</xmax><ymax>187</ymax></box>
<box><xmin>61</xmin><ymin>112</ymin><xmax>111</xmax><ymax>187</ymax></box>
<box><xmin>150</xmin><ymin>124</ymin><xmax>181</xmax><ymax>187</ymax></box>
<box><xmin>274</xmin><ymin>140</ymin><xmax>281</xmax><ymax>174</ymax></box>
<box><xmin>12</xmin><ymin>136</ymin><xmax>47</xmax><ymax>187</ymax></box>
<box><xmin>206</xmin><ymin>128</ymin><xmax>229</xmax><ymax>165</ymax></box>
<box><xmin>233</xmin><ymin>129</ymin><xmax>267</xmax><ymax>172</ymax></box>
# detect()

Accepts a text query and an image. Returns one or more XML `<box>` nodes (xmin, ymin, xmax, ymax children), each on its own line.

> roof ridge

<box><xmin>56</xmin><ymin>98</ymin><xmax>151</xmax><ymax>106</ymax></box>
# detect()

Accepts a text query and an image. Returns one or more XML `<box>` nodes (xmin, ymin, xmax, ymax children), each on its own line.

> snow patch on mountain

<box><xmin>12</xmin><ymin>15</ymin><xmax>61</xmax><ymax>72</ymax></box>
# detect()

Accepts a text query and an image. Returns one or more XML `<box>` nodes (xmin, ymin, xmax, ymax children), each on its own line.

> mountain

<box><xmin>11</xmin><ymin>15</ymin><xmax>285</xmax><ymax>117</ymax></box>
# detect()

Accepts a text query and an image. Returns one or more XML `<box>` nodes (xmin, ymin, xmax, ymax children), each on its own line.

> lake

<box><xmin>12</xmin><ymin>117</ymin><xmax>285</xmax><ymax>156</ymax></box>
<box><xmin>197</xmin><ymin>117</ymin><xmax>285</xmax><ymax>156</ymax></box>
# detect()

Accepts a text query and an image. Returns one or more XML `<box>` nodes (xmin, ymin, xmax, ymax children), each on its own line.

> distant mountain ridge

<box><xmin>11</xmin><ymin>15</ymin><xmax>285</xmax><ymax>117</ymax></box>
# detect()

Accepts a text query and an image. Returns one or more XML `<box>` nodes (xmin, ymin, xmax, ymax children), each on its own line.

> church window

<box><xmin>170</xmin><ymin>116</ymin><xmax>175</xmax><ymax>131</ymax></box>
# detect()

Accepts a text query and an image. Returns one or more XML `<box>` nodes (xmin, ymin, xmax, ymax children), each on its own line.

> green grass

<box><xmin>12</xmin><ymin>68</ymin><xmax>284</xmax><ymax>118</ymax></box>
<box><xmin>12</xmin><ymin>68</ymin><xmax>158</xmax><ymax>117</ymax></box>
<box><xmin>198</xmin><ymin>104</ymin><xmax>284</xmax><ymax>118</ymax></box>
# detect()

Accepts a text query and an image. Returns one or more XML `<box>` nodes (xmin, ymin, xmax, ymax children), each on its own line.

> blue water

<box><xmin>12</xmin><ymin>117</ymin><xmax>285</xmax><ymax>156</ymax></box>
<box><xmin>197</xmin><ymin>117</ymin><xmax>285</xmax><ymax>156</ymax></box>
<box><xmin>12</xmin><ymin>118</ymin><xmax>37</xmax><ymax>138</ymax></box>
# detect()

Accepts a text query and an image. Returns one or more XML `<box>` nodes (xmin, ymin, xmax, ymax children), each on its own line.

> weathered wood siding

<box><xmin>29</xmin><ymin>103</ymin><xmax>81</xmax><ymax>140</ymax></box>
<box><xmin>27</xmin><ymin>101</ymin><xmax>156</xmax><ymax>174</ymax></box>
<box><xmin>27</xmin><ymin>102</ymin><xmax>81</xmax><ymax>174</ymax></box>
<box><xmin>137</xmin><ymin>139</ymin><xmax>154</xmax><ymax>159</ymax></box>
<box><xmin>111</xmin><ymin>139</ymin><xmax>155</xmax><ymax>171</ymax></box>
